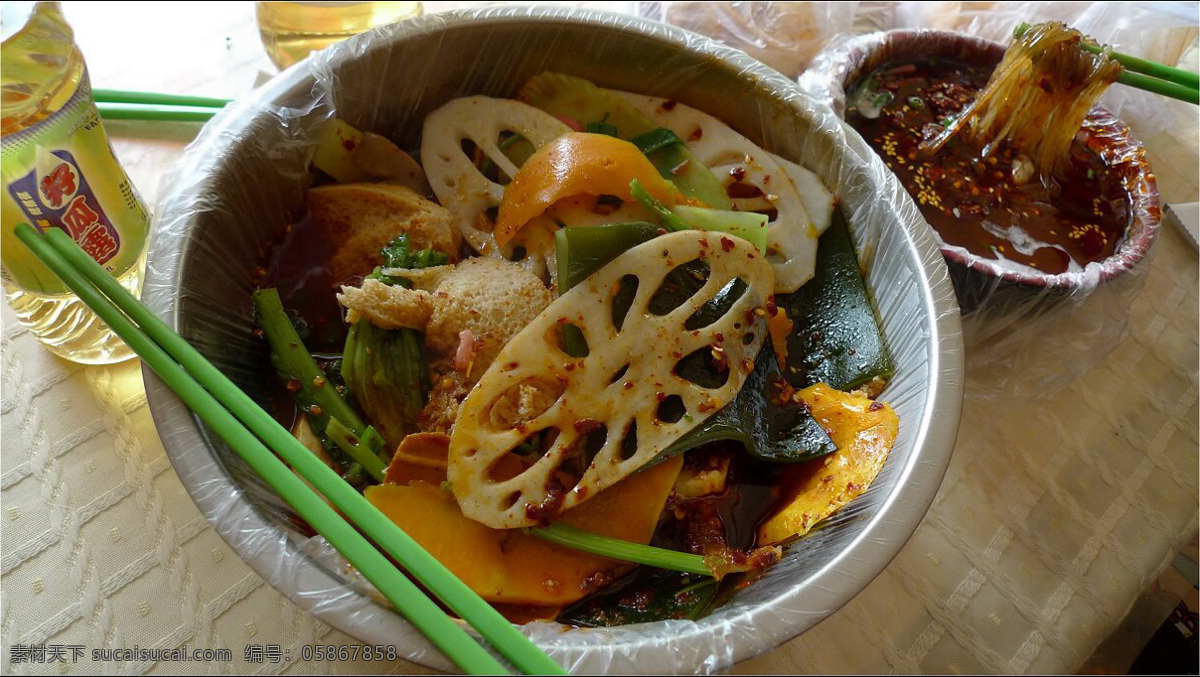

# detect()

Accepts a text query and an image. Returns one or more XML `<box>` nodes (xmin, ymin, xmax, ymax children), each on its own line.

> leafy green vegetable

<box><xmin>783</xmin><ymin>211</ymin><xmax>893</xmax><ymax>391</ymax></box>
<box><xmin>366</xmin><ymin>233</ymin><xmax>450</xmax><ymax>287</ymax></box>
<box><xmin>341</xmin><ymin>233</ymin><xmax>444</xmax><ymax>450</ymax></box>
<box><xmin>341</xmin><ymin>320</ymin><xmax>429</xmax><ymax>451</ymax></box>
<box><xmin>364</xmin><ymin>266</ymin><xmax>400</xmax><ymax>286</ymax></box>
<box><xmin>325</xmin><ymin>416</ymin><xmax>387</xmax><ymax>480</ymax></box>
<box><xmin>519</xmin><ymin>71</ymin><xmax>731</xmax><ymax>208</ymax></box>
<box><xmin>631</xmin><ymin>127</ymin><xmax>683</xmax><ymax>155</ymax></box>
<box><xmin>629</xmin><ymin>125</ymin><xmax>730</xmax><ymax>210</ymax></box>
<box><xmin>253</xmin><ymin>288</ymin><xmax>387</xmax><ymax>480</ymax></box>
<box><xmin>558</xmin><ymin>569</ymin><xmax>717</xmax><ymax>627</ymax></box>
<box><xmin>381</xmin><ymin>233</ymin><xmax>449</xmax><ymax>269</ymax></box>
<box><xmin>630</xmin><ymin>181</ymin><xmax>769</xmax><ymax>253</ymax></box>
<box><xmin>555</xmin><ymin>223</ymin><xmax>661</xmax><ymax>357</ymax></box>
<box><xmin>555</xmin><ymin>222</ymin><xmax>662</xmax><ymax>291</ymax></box>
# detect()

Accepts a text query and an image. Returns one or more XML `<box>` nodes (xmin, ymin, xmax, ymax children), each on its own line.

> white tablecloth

<box><xmin>2</xmin><ymin>2</ymin><xmax>1198</xmax><ymax>674</ymax></box>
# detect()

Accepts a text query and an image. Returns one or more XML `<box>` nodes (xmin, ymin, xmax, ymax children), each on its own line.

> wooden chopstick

<box><xmin>13</xmin><ymin>223</ymin><xmax>566</xmax><ymax>676</ymax></box>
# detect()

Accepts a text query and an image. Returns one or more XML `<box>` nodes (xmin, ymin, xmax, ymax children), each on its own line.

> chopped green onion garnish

<box><xmin>632</xmin><ymin>127</ymin><xmax>684</xmax><ymax>155</ymax></box>
<box><xmin>629</xmin><ymin>179</ymin><xmax>689</xmax><ymax>231</ymax></box>
<box><xmin>586</xmin><ymin>120</ymin><xmax>619</xmax><ymax>137</ymax></box>
<box><xmin>528</xmin><ymin>523</ymin><xmax>713</xmax><ymax>576</ymax></box>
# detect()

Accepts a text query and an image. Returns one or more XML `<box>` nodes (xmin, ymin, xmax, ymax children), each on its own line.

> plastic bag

<box><xmin>637</xmin><ymin>1</ymin><xmax>860</xmax><ymax>77</ymax></box>
<box><xmin>801</xmin><ymin>27</ymin><xmax>1161</xmax><ymax>400</ymax></box>
<box><xmin>141</xmin><ymin>6</ymin><xmax>963</xmax><ymax>674</ymax></box>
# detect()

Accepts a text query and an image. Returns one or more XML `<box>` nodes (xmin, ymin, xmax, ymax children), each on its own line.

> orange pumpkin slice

<box><xmin>367</xmin><ymin>448</ymin><xmax>683</xmax><ymax>606</ymax></box>
<box><xmin>493</xmin><ymin>132</ymin><xmax>681</xmax><ymax>247</ymax></box>
<box><xmin>757</xmin><ymin>383</ymin><xmax>898</xmax><ymax>546</ymax></box>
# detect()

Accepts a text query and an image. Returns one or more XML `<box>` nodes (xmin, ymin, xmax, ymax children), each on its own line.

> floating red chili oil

<box><xmin>846</xmin><ymin>59</ymin><xmax>1132</xmax><ymax>275</ymax></box>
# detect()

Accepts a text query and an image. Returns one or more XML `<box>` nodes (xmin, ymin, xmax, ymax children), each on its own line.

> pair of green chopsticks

<box><xmin>94</xmin><ymin>88</ymin><xmax>229</xmax><ymax>122</ymax></box>
<box><xmin>13</xmin><ymin>223</ymin><xmax>561</xmax><ymax>676</ymax></box>
<box><xmin>1013</xmin><ymin>23</ymin><xmax>1199</xmax><ymax>104</ymax></box>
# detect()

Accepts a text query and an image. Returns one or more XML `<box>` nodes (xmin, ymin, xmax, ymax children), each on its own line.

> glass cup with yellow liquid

<box><xmin>1</xmin><ymin>1</ymin><xmax>150</xmax><ymax>365</ymax></box>
<box><xmin>256</xmin><ymin>1</ymin><xmax>424</xmax><ymax>70</ymax></box>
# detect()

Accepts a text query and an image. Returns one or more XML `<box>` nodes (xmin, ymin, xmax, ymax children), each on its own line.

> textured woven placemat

<box><xmin>3</xmin><ymin>2</ymin><xmax>1197</xmax><ymax>672</ymax></box>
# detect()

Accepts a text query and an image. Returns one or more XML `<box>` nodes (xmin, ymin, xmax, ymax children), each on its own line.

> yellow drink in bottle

<box><xmin>1</xmin><ymin>2</ymin><xmax>149</xmax><ymax>364</ymax></box>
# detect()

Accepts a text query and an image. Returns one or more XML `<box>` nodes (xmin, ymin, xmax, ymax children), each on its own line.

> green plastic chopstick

<box><xmin>1117</xmin><ymin>70</ymin><xmax>1200</xmax><ymax>105</ymax></box>
<box><xmin>96</xmin><ymin>102</ymin><xmax>219</xmax><ymax>122</ymax></box>
<box><xmin>93</xmin><ymin>88</ymin><xmax>231</xmax><ymax>108</ymax></box>
<box><xmin>1109</xmin><ymin>51</ymin><xmax>1200</xmax><ymax>90</ymax></box>
<box><xmin>19</xmin><ymin>225</ymin><xmax>566</xmax><ymax>676</ymax></box>
<box><xmin>37</xmin><ymin>225</ymin><xmax>718</xmax><ymax>575</ymax></box>
<box><xmin>1012</xmin><ymin>22</ymin><xmax>1200</xmax><ymax>103</ymax></box>
<box><xmin>13</xmin><ymin>224</ymin><xmax>509</xmax><ymax>675</ymax></box>
<box><xmin>93</xmin><ymin>89</ymin><xmax>229</xmax><ymax>121</ymax></box>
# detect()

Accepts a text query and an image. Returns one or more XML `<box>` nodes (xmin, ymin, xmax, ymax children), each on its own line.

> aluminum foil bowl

<box><xmin>801</xmin><ymin>29</ymin><xmax>1161</xmax><ymax>313</ymax></box>
<box><xmin>142</xmin><ymin>7</ymin><xmax>964</xmax><ymax>674</ymax></box>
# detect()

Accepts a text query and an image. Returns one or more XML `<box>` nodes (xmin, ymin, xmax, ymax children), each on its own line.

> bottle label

<box><xmin>2</xmin><ymin>71</ymin><xmax>150</xmax><ymax>294</ymax></box>
<box><xmin>1</xmin><ymin>75</ymin><xmax>149</xmax><ymax>293</ymax></box>
<box><xmin>7</xmin><ymin>148</ymin><xmax>122</xmax><ymax>265</ymax></box>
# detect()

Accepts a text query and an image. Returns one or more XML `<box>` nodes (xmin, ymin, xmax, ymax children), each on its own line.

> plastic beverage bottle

<box><xmin>256</xmin><ymin>1</ymin><xmax>424</xmax><ymax>70</ymax></box>
<box><xmin>1</xmin><ymin>2</ymin><xmax>149</xmax><ymax>364</ymax></box>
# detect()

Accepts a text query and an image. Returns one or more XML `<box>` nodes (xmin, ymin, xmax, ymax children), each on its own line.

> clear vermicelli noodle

<box><xmin>925</xmin><ymin>21</ymin><xmax>1123</xmax><ymax>178</ymax></box>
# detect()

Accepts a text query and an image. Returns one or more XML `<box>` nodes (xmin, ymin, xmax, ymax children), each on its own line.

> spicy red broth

<box><xmin>846</xmin><ymin>58</ymin><xmax>1132</xmax><ymax>276</ymax></box>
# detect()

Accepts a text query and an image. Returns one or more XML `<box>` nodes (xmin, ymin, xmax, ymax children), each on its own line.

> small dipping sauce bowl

<box><xmin>801</xmin><ymin>29</ymin><xmax>1161</xmax><ymax>314</ymax></box>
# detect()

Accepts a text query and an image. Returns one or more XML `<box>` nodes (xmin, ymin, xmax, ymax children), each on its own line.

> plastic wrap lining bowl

<box><xmin>801</xmin><ymin>29</ymin><xmax>1161</xmax><ymax>314</ymax></box>
<box><xmin>141</xmin><ymin>7</ymin><xmax>964</xmax><ymax>674</ymax></box>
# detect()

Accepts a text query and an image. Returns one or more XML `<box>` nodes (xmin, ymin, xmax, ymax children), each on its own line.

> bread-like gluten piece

<box><xmin>425</xmin><ymin>257</ymin><xmax>554</xmax><ymax>382</ymax></box>
<box><xmin>336</xmin><ymin>278</ymin><xmax>433</xmax><ymax>330</ymax></box>
<box><xmin>307</xmin><ymin>182</ymin><xmax>461</xmax><ymax>282</ymax></box>
<box><xmin>335</xmin><ymin>255</ymin><xmax>554</xmax><ymax>431</ymax></box>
